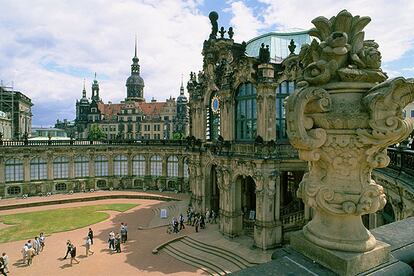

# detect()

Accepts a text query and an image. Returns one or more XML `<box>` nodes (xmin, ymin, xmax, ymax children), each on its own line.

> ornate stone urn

<box><xmin>286</xmin><ymin>10</ymin><xmax>414</xmax><ymax>254</ymax></box>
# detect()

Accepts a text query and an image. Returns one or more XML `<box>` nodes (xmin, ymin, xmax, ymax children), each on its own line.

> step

<box><xmin>181</xmin><ymin>237</ymin><xmax>250</xmax><ymax>269</ymax></box>
<box><xmin>163</xmin><ymin>244</ymin><xmax>226</xmax><ymax>275</ymax></box>
<box><xmin>171</xmin><ymin>240</ymin><xmax>238</xmax><ymax>273</ymax></box>
<box><xmin>185</xmin><ymin>236</ymin><xmax>256</xmax><ymax>266</ymax></box>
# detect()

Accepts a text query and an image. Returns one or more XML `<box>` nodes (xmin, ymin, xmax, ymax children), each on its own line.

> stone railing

<box><xmin>0</xmin><ymin>138</ymin><xmax>186</xmax><ymax>147</ymax></box>
<box><xmin>281</xmin><ymin>210</ymin><xmax>304</xmax><ymax>228</ymax></box>
<box><xmin>386</xmin><ymin>148</ymin><xmax>414</xmax><ymax>176</ymax></box>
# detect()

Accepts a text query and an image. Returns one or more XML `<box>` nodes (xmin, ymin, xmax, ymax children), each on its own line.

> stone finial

<box><xmin>286</xmin><ymin>9</ymin><xmax>414</xmax><ymax>257</ymax></box>
<box><xmin>209</xmin><ymin>11</ymin><xmax>219</xmax><ymax>39</ymax></box>
<box><xmin>219</xmin><ymin>26</ymin><xmax>226</xmax><ymax>38</ymax></box>
<box><xmin>228</xmin><ymin>27</ymin><xmax>234</xmax><ymax>39</ymax></box>
<box><xmin>288</xmin><ymin>39</ymin><xmax>296</xmax><ymax>55</ymax></box>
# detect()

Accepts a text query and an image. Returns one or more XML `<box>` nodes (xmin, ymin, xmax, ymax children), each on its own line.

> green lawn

<box><xmin>0</xmin><ymin>203</ymin><xmax>137</xmax><ymax>243</ymax></box>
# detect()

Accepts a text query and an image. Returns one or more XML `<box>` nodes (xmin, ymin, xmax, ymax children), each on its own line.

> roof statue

<box><xmin>209</xmin><ymin>11</ymin><xmax>219</xmax><ymax>39</ymax></box>
<box><xmin>228</xmin><ymin>27</ymin><xmax>234</xmax><ymax>39</ymax></box>
<box><xmin>219</xmin><ymin>26</ymin><xmax>226</xmax><ymax>39</ymax></box>
<box><xmin>258</xmin><ymin>43</ymin><xmax>270</xmax><ymax>63</ymax></box>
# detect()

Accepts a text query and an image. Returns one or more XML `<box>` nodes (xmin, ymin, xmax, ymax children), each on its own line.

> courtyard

<box><xmin>0</xmin><ymin>192</ymin><xmax>205</xmax><ymax>275</ymax></box>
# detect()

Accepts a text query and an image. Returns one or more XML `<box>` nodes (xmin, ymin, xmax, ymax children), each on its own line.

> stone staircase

<box><xmin>161</xmin><ymin>236</ymin><xmax>257</xmax><ymax>275</ymax></box>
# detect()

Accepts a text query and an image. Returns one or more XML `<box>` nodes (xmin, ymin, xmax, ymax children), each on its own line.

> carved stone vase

<box><xmin>285</xmin><ymin>10</ymin><xmax>414</xmax><ymax>253</ymax></box>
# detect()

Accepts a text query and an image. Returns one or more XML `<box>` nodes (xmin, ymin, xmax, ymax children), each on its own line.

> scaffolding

<box><xmin>0</xmin><ymin>80</ymin><xmax>15</xmax><ymax>139</ymax></box>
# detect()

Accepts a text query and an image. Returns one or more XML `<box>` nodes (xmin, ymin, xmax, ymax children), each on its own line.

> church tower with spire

<box><xmin>91</xmin><ymin>73</ymin><xmax>101</xmax><ymax>102</ymax></box>
<box><xmin>75</xmin><ymin>79</ymin><xmax>90</xmax><ymax>122</ymax></box>
<box><xmin>175</xmin><ymin>75</ymin><xmax>189</xmax><ymax>136</ymax></box>
<box><xmin>125</xmin><ymin>37</ymin><xmax>145</xmax><ymax>102</ymax></box>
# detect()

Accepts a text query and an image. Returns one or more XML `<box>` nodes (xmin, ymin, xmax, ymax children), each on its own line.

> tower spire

<box><xmin>82</xmin><ymin>78</ymin><xmax>86</xmax><ymax>98</ymax></box>
<box><xmin>180</xmin><ymin>74</ymin><xmax>184</xmax><ymax>95</ymax></box>
<box><xmin>134</xmin><ymin>34</ymin><xmax>137</xmax><ymax>58</ymax></box>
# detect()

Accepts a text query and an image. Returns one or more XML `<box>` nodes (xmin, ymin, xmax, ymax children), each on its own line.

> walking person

<box><xmin>120</xmin><ymin>223</ymin><xmax>127</xmax><ymax>243</ymax></box>
<box><xmin>34</xmin><ymin>236</ymin><xmax>41</xmax><ymax>255</ymax></box>
<box><xmin>124</xmin><ymin>223</ymin><xmax>128</xmax><ymax>242</ymax></box>
<box><xmin>194</xmin><ymin>215</ymin><xmax>200</xmax><ymax>233</ymax></box>
<box><xmin>63</xmin><ymin>240</ymin><xmax>72</xmax><ymax>259</ymax></box>
<box><xmin>21</xmin><ymin>244</ymin><xmax>28</xmax><ymax>265</ymax></box>
<box><xmin>205</xmin><ymin>209</ymin><xmax>210</xmax><ymax>224</ymax></box>
<box><xmin>69</xmin><ymin>244</ymin><xmax>80</xmax><ymax>265</ymax></box>
<box><xmin>85</xmin><ymin>236</ymin><xmax>94</xmax><ymax>257</ymax></box>
<box><xmin>0</xmin><ymin>257</ymin><xmax>7</xmax><ymax>276</ymax></box>
<box><xmin>88</xmin><ymin>228</ymin><xmax>94</xmax><ymax>245</ymax></box>
<box><xmin>115</xmin><ymin>233</ymin><xmax>121</xmax><ymax>253</ymax></box>
<box><xmin>26</xmin><ymin>247</ymin><xmax>35</xmax><ymax>265</ymax></box>
<box><xmin>39</xmin><ymin>233</ymin><xmax>46</xmax><ymax>251</ymax></box>
<box><xmin>108</xmin><ymin>231</ymin><xmax>115</xmax><ymax>250</ymax></box>
<box><xmin>1</xmin><ymin>253</ymin><xmax>8</xmax><ymax>274</ymax></box>
<box><xmin>179</xmin><ymin>214</ymin><xmax>185</xmax><ymax>230</ymax></box>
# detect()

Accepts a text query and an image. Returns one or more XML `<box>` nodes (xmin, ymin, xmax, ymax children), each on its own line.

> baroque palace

<box><xmin>0</xmin><ymin>11</ymin><xmax>413</xmax><ymax>255</ymax></box>
<box><xmin>73</xmin><ymin>40</ymin><xmax>189</xmax><ymax>140</ymax></box>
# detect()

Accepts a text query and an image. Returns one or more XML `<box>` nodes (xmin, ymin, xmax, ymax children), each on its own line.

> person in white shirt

<box><xmin>85</xmin><ymin>236</ymin><xmax>94</xmax><ymax>256</ymax></box>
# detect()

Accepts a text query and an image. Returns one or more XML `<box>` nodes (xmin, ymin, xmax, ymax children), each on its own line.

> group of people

<box><xmin>63</xmin><ymin>227</ymin><xmax>95</xmax><ymax>266</ymax></box>
<box><xmin>108</xmin><ymin>223</ymin><xmax>128</xmax><ymax>253</ymax></box>
<box><xmin>21</xmin><ymin>233</ymin><xmax>46</xmax><ymax>266</ymax></box>
<box><xmin>168</xmin><ymin>207</ymin><xmax>218</xmax><ymax>234</ymax></box>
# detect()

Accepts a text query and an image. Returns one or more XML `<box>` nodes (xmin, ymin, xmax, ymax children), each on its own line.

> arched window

<box><xmin>53</xmin><ymin>156</ymin><xmax>69</xmax><ymax>179</ymax></box>
<box><xmin>132</xmin><ymin>155</ymin><xmax>145</xmax><ymax>176</ymax></box>
<box><xmin>167</xmin><ymin>156</ymin><xmax>179</xmax><ymax>177</ymax></box>
<box><xmin>95</xmin><ymin>155</ymin><xmax>108</xmax><ymax>176</ymax></box>
<box><xmin>151</xmin><ymin>155</ymin><xmax>162</xmax><ymax>176</ymax></box>
<box><xmin>183</xmin><ymin>158</ymin><xmax>189</xmax><ymax>178</ymax></box>
<box><xmin>206</xmin><ymin>91</ymin><xmax>220</xmax><ymax>140</ymax></box>
<box><xmin>7</xmin><ymin>186</ymin><xmax>21</xmax><ymax>195</ymax></box>
<box><xmin>276</xmin><ymin>81</ymin><xmax>295</xmax><ymax>139</ymax></box>
<box><xmin>5</xmin><ymin>158</ymin><xmax>24</xmax><ymax>182</ymax></box>
<box><xmin>236</xmin><ymin>83</ymin><xmax>257</xmax><ymax>141</ymax></box>
<box><xmin>30</xmin><ymin>157</ymin><xmax>47</xmax><ymax>181</ymax></box>
<box><xmin>114</xmin><ymin>155</ymin><xmax>128</xmax><ymax>176</ymax></box>
<box><xmin>75</xmin><ymin>156</ymin><xmax>89</xmax><ymax>178</ymax></box>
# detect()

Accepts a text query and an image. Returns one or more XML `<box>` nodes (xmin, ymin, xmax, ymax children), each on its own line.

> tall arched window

<box><xmin>53</xmin><ymin>156</ymin><xmax>69</xmax><ymax>179</ymax></box>
<box><xmin>5</xmin><ymin>158</ymin><xmax>23</xmax><ymax>182</ymax></box>
<box><xmin>151</xmin><ymin>155</ymin><xmax>162</xmax><ymax>176</ymax></box>
<box><xmin>114</xmin><ymin>155</ymin><xmax>128</xmax><ymax>176</ymax></box>
<box><xmin>132</xmin><ymin>155</ymin><xmax>145</xmax><ymax>176</ymax></box>
<box><xmin>75</xmin><ymin>156</ymin><xmax>89</xmax><ymax>178</ymax></box>
<box><xmin>276</xmin><ymin>81</ymin><xmax>295</xmax><ymax>139</ymax></box>
<box><xmin>30</xmin><ymin>157</ymin><xmax>47</xmax><ymax>181</ymax></box>
<box><xmin>95</xmin><ymin>155</ymin><xmax>108</xmax><ymax>176</ymax></box>
<box><xmin>206</xmin><ymin>91</ymin><xmax>220</xmax><ymax>140</ymax></box>
<box><xmin>183</xmin><ymin>158</ymin><xmax>189</xmax><ymax>178</ymax></box>
<box><xmin>167</xmin><ymin>156</ymin><xmax>179</xmax><ymax>177</ymax></box>
<box><xmin>236</xmin><ymin>83</ymin><xmax>257</xmax><ymax>141</ymax></box>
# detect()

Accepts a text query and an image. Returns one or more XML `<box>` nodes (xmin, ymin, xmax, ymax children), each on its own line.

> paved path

<box><xmin>0</xmin><ymin>193</ymin><xmax>205</xmax><ymax>275</ymax></box>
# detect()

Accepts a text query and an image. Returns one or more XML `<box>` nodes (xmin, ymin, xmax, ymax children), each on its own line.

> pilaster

<box><xmin>257</xmin><ymin>64</ymin><xmax>277</xmax><ymax>141</ymax></box>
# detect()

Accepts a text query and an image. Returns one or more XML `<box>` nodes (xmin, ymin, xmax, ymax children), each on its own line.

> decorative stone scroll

<box><xmin>286</xmin><ymin>10</ymin><xmax>414</xmax><ymax>252</ymax></box>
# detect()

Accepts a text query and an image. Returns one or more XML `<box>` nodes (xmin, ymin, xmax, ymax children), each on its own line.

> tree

<box><xmin>87</xmin><ymin>124</ymin><xmax>106</xmax><ymax>141</ymax></box>
<box><xmin>173</xmin><ymin>132</ymin><xmax>184</xmax><ymax>140</ymax></box>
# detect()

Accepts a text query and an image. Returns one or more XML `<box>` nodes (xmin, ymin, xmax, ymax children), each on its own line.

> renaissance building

<box><xmin>73</xmin><ymin>41</ymin><xmax>189</xmax><ymax>140</ymax></box>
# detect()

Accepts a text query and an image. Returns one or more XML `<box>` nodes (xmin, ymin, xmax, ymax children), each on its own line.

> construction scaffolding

<box><xmin>0</xmin><ymin>80</ymin><xmax>15</xmax><ymax>139</ymax></box>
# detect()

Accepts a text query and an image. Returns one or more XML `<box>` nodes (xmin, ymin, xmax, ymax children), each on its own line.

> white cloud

<box><xmin>0</xmin><ymin>0</ymin><xmax>210</xmax><ymax>125</ymax></box>
<box><xmin>225</xmin><ymin>1</ymin><xmax>266</xmax><ymax>42</ymax></box>
<box><xmin>257</xmin><ymin>0</ymin><xmax>414</xmax><ymax>62</ymax></box>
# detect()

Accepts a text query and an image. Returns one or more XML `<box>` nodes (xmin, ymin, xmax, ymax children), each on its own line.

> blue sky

<box><xmin>0</xmin><ymin>0</ymin><xmax>413</xmax><ymax>126</ymax></box>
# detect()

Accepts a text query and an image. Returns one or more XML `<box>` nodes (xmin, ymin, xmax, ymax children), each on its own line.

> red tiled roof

<box><xmin>97</xmin><ymin>101</ymin><xmax>168</xmax><ymax>118</ymax></box>
<box><xmin>139</xmin><ymin>102</ymin><xmax>167</xmax><ymax>115</ymax></box>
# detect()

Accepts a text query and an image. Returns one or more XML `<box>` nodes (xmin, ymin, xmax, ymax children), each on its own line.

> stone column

<box><xmin>257</xmin><ymin>64</ymin><xmax>277</xmax><ymax>141</ymax></box>
<box><xmin>219</xmin><ymin>89</ymin><xmax>234</xmax><ymax>141</ymax></box>
<box><xmin>108</xmin><ymin>154</ymin><xmax>114</xmax><ymax>177</ymax></box>
<box><xmin>89</xmin><ymin>152</ymin><xmax>95</xmax><ymax>178</ymax></box>
<box><xmin>68</xmin><ymin>154</ymin><xmax>74</xmax><ymax>179</ymax></box>
<box><xmin>47</xmin><ymin>153</ymin><xmax>53</xmax><ymax>180</ymax></box>
<box><xmin>127</xmin><ymin>152</ymin><xmax>133</xmax><ymax>177</ymax></box>
<box><xmin>0</xmin><ymin>157</ymin><xmax>5</xmax><ymax>185</ymax></box>
<box><xmin>23</xmin><ymin>155</ymin><xmax>30</xmax><ymax>182</ymax></box>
